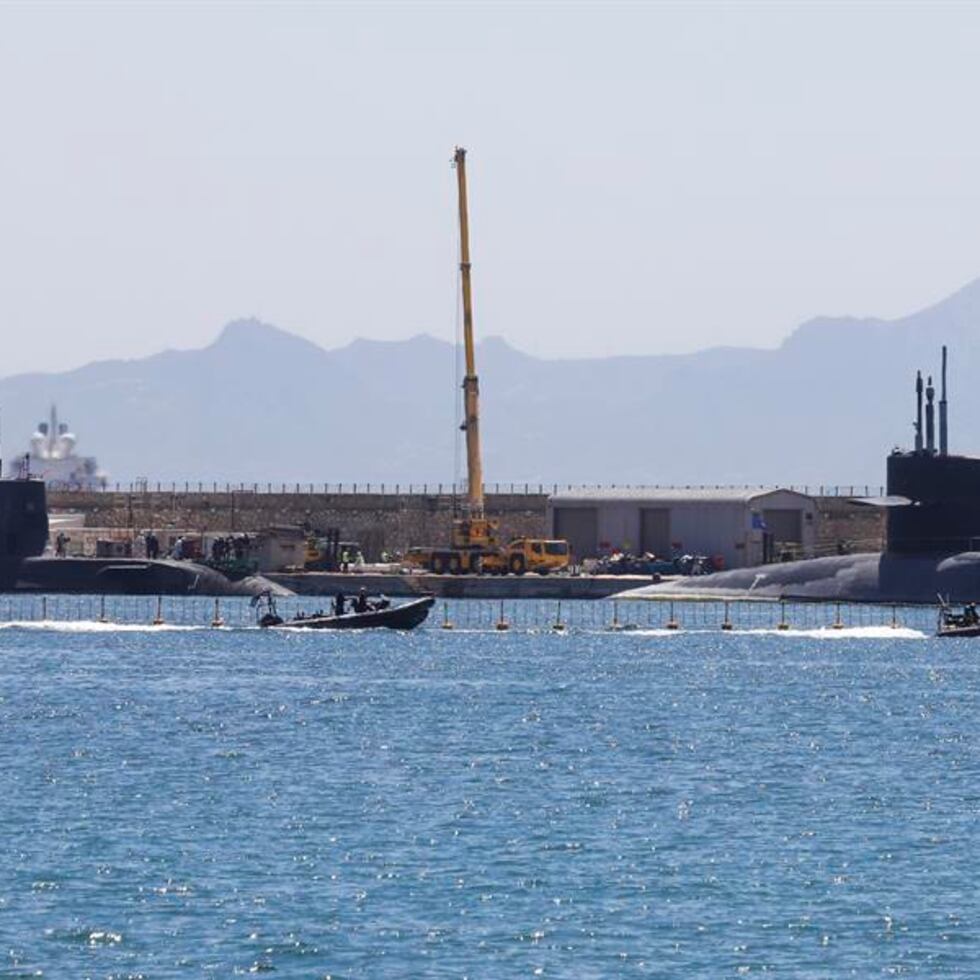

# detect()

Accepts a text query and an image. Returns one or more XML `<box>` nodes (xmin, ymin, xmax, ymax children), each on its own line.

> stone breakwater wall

<box><xmin>47</xmin><ymin>490</ymin><xmax>548</xmax><ymax>561</ymax></box>
<box><xmin>47</xmin><ymin>490</ymin><xmax>885</xmax><ymax>560</ymax></box>
<box><xmin>815</xmin><ymin>496</ymin><xmax>884</xmax><ymax>554</ymax></box>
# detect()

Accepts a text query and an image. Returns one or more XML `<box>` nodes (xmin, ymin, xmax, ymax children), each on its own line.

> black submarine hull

<box><xmin>8</xmin><ymin>557</ymin><xmax>289</xmax><ymax>596</ymax></box>
<box><xmin>618</xmin><ymin>551</ymin><xmax>980</xmax><ymax>605</ymax></box>
<box><xmin>623</xmin><ymin>353</ymin><xmax>980</xmax><ymax>606</ymax></box>
<box><xmin>0</xmin><ymin>480</ymin><xmax>290</xmax><ymax>596</ymax></box>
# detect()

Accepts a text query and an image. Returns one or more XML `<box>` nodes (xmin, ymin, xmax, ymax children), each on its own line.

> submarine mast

<box><xmin>926</xmin><ymin>375</ymin><xmax>936</xmax><ymax>454</ymax></box>
<box><xmin>940</xmin><ymin>344</ymin><xmax>949</xmax><ymax>456</ymax></box>
<box><xmin>915</xmin><ymin>371</ymin><xmax>924</xmax><ymax>453</ymax></box>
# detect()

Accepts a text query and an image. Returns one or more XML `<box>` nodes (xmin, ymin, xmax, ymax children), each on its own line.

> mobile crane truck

<box><xmin>405</xmin><ymin>148</ymin><xmax>570</xmax><ymax>576</ymax></box>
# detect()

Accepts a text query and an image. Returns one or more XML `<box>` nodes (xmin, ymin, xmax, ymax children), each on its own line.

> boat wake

<box><xmin>0</xmin><ymin>621</ymin><xmax>929</xmax><ymax>639</ymax></box>
<box><xmin>574</xmin><ymin>625</ymin><xmax>928</xmax><ymax>640</ymax></box>
<box><xmin>737</xmin><ymin>625</ymin><xmax>926</xmax><ymax>640</ymax></box>
<box><xmin>0</xmin><ymin>620</ymin><xmax>215</xmax><ymax>633</ymax></box>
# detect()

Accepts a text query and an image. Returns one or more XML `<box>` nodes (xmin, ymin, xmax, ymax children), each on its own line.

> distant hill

<box><xmin>4</xmin><ymin>279</ymin><xmax>980</xmax><ymax>487</ymax></box>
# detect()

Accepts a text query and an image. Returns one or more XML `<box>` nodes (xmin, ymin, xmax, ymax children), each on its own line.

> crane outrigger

<box><xmin>405</xmin><ymin>149</ymin><xmax>569</xmax><ymax>576</ymax></box>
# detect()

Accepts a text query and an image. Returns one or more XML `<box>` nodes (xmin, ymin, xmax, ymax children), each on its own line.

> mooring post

<box><xmin>553</xmin><ymin>600</ymin><xmax>565</xmax><ymax>632</ymax></box>
<box><xmin>609</xmin><ymin>599</ymin><xmax>623</xmax><ymax>632</ymax></box>
<box><xmin>41</xmin><ymin>596</ymin><xmax>47</xmax><ymax>621</ymax></box>
<box><xmin>721</xmin><ymin>600</ymin><xmax>733</xmax><ymax>631</ymax></box>
<box><xmin>833</xmin><ymin>602</ymin><xmax>844</xmax><ymax>629</ymax></box>
<box><xmin>153</xmin><ymin>596</ymin><xmax>164</xmax><ymax>626</ymax></box>
<box><xmin>891</xmin><ymin>604</ymin><xmax>899</xmax><ymax>629</ymax></box>
<box><xmin>777</xmin><ymin>600</ymin><xmax>790</xmax><ymax>630</ymax></box>
<box><xmin>98</xmin><ymin>595</ymin><xmax>108</xmax><ymax>624</ymax></box>
<box><xmin>211</xmin><ymin>598</ymin><xmax>224</xmax><ymax>628</ymax></box>
<box><xmin>441</xmin><ymin>601</ymin><xmax>454</xmax><ymax>630</ymax></box>
<box><xmin>666</xmin><ymin>601</ymin><xmax>680</xmax><ymax>630</ymax></box>
<box><xmin>496</xmin><ymin>600</ymin><xmax>509</xmax><ymax>631</ymax></box>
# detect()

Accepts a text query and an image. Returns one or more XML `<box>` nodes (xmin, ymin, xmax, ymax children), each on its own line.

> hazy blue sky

<box><xmin>2</xmin><ymin>1</ymin><xmax>980</xmax><ymax>373</ymax></box>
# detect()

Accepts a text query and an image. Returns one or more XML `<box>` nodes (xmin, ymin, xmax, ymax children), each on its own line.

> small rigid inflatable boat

<box><xmin>937</xmin><ymin>599</ymin><xmax>980</xmax><ymax>638</ymax></box>
<box><xmin>254</xmin><ymin>593</ymin><xmax>434</xmax><ymax>631</ymax></box>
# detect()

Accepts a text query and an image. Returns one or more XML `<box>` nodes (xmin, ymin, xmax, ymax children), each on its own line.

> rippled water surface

<box><xmin>1</xmin><ymin>603</ymin><xmax>978</xmax><ymax>977</ymax></box>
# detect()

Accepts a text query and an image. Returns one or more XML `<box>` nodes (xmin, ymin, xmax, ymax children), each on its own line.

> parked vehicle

<box><xmin>406</xmin><ymin>537</ymin><xmax>570</xmax><ymax>576</ymax></box>
<box><xmin>305</xmin><ymin>529</ymin><xmax>363</xmax><ymax>571</ymax></box>
<box><xmin>591</xmin><ymin>551</ymin><xmax>720</xmax><ymax>577</ymax></box>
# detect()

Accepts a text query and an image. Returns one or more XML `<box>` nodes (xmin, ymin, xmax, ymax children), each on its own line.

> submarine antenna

<box><xmin>940</xmin><ymin>345</ymin><xmax>948</xmax><ymax>456</ymax></box>
<box><xmin>915</xmin><ymin>371</ymin><xmax>924</xmax><ymax>453</ymax></box>
<box><xmin>926</xmin><ymin>375</ymin><xmax>936</xmax><ymax>454</ymax></box>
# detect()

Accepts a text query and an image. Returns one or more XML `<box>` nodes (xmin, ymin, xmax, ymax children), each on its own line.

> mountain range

<box><xmin>4</xmin><ymin>280</ymin><xmax>980</xmax><ymax>487</ymax></box>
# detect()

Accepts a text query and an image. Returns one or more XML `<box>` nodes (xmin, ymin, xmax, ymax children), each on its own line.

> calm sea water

<box><xmin>0</xmin><ymin>601</ymin><xmax>977</xmax><ymax>978</ymax></box>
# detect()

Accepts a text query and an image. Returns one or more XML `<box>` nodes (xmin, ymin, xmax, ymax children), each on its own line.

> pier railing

<box><xmin>50</xmin><ymin>481</ymin><xmax>887</xmax><ymax>499</ymax></box>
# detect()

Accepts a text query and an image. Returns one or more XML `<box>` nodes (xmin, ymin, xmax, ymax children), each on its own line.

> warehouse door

<box><xmin>762</xmin><ymin>508</ymin><xmax>803</xmax><ymax>544</ymax></box>
<box><xmin>553</xmin><ymin>507</ymin><xmax>598</xmax><ymax>561</ymax></box>
<box><xmin>640</xmin><ymin>508</ymin><xmax>672</xmax><ymax>557</ymax></box>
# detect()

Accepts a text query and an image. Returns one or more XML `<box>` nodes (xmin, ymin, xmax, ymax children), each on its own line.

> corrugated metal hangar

<box><xmin>547</xmin><ymin>487</ymin><xmax>817</xmax><ymax>569</ymax></box>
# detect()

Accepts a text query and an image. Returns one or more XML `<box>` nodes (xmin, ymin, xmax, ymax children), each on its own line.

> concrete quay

<box><xmin>266</xmin><ymin>571</ymin><xmax>653</xmax><ymax>599</ymax></box>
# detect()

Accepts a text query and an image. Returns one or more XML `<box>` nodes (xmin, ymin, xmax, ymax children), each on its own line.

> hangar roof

<box><xmin>548</xmin><ymin>486</ymin><xmax>815</xmax><ymax>506</ymax></box>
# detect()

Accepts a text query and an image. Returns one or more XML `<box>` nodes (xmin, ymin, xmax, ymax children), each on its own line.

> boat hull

<box><xmin>937</xmin><ymin>624</ymin><xmax>980</xmax><ymax>638</ymax></box>
<box><xmin>270</xmin><ymin>596</ymin><xmax>435</xmax><ymax>631</ymax></box>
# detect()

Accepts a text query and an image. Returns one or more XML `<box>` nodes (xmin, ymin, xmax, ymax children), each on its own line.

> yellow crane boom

<box><xmin>453</xmin><ymin>147</ymin><xmax>484</xmax><ymax>519</ymax></box>
<box><xmin>401</xmin><ymin>148</ymin><xmax>571</xmax><ymax>575</ymax></box>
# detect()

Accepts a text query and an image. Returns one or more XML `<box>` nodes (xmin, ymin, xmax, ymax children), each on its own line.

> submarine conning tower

<box><xmin>0</xmin><ymin>472</ymin><xmax>49</xmax><ymax>587</ymax></box>
<box><xmin>886</xmin><ymin>345</ymin><xmax>980</xmax><ymax>555</ymax></box>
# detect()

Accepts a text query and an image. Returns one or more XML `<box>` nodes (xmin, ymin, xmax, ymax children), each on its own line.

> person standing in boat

<box><xmin>334</xmin><ymin>589</ymin><xmax>347</xmax><ymax>616</ymax></box>
<box><xmin>354</xmin><ymin>588</ymin><xmax>369</xmax><ymax>613</ymax></box>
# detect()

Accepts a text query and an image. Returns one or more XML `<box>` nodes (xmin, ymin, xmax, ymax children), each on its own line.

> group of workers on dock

<box><xmin>141</xmin><ymin>531</ymin><xmax>254</xmax><ymax>563</ymax></box>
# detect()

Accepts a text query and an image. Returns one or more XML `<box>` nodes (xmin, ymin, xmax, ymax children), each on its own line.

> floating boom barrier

<box><xmin>0</xmin><ymin>594</ymin><xmax>928</xmax><ymax>633</ymax></box>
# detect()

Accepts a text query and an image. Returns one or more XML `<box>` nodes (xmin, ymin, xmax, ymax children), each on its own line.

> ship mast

<box><xmin>453</xmin><ymin>147</ymin><xmax>484</xmax><ymax>519</ymax></box>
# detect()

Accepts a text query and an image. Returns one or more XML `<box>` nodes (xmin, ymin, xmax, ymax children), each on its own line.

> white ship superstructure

<box><xmin>11</xmin><ymin>406</ymin><xmax>107</xmax><ymax>490</ymax></box>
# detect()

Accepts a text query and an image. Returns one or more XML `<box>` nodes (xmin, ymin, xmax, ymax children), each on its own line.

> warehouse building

<box><xmin>547</xmin><ymin>487</ymin><xmax>817</xmax><ymax>569</ymax></box>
